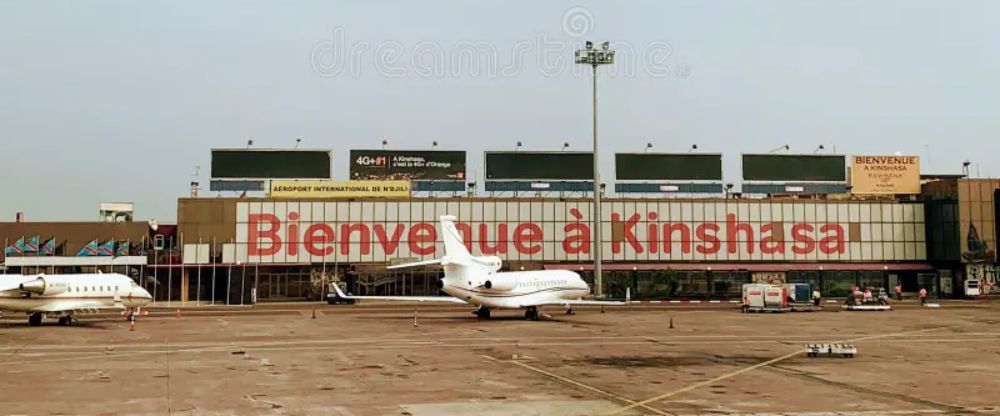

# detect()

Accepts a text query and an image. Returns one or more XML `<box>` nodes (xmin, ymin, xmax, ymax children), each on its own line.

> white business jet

<box><xmin>0</xmin><ymin>273</ymin><xmax>152</xmax><ymax>326</ymax></box>
<box><xmin>334</xmin><ymin>215</ymin><xmax>628</xmax><ymax>320</ymax></box>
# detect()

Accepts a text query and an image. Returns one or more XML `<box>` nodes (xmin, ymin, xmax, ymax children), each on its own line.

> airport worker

<box><xmin>919</xmin><ymin>287</ymin><xmax>928</xmax><ymax>305</ymax></box>
<box><xmin>894</xmin><ymin>284</ymin><xmax>902</xmax><ymax>301</ymax></box>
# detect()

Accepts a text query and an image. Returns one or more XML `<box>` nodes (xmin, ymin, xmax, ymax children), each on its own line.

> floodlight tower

<box><xmin>575</xmin><ymin>41</ymin><xmax>615</xmax><ymax>297</ymax></box>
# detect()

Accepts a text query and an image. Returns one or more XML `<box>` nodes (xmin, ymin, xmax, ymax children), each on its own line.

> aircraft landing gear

<box><xmin>28</xmin><ymin>312</ymin><xmax>43</xmax><ymax>327</ymax></box>
<box><xmin>524</xmin><ymin>307</ymin><xmax>539</xmax><ymax>321</ymax></box>
<box><xmin>474</xmin><ymin>307</ymin><xmax>491</xmax><ymax>320</ymax></box>
<box><xmin>565</xmin><ymin>307</ymin><xmax>575</xmax><ymax>316</ymax></box>
<box><xmin>57</xmin><ymin>315</ymin><xmax>75</xmax><ymax>326</ymax></box>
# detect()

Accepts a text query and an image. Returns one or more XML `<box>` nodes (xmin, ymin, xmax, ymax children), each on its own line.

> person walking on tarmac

<box><xmin>919</xmin><ymin>287</ymin><xmax>928</xmax><ymax>306</ymax></box>
<box><xmin>895</xmin><ymin>283</ymin><xmax>903</xmax><ymax>301</ymax></box>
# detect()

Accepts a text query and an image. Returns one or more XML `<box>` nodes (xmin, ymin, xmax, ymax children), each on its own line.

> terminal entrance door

<box><xmin>256</xmin><ymin>267</ymin><xmax>312</xmax><ymax>301</ymax></box>
<box><xmin>351</xmin><ymin>266</ymin><xmax>444</xmax><ymax>296</ymax></box>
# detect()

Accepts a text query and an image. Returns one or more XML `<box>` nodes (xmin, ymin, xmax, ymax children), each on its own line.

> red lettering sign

<box><xmin>243</xmin><ymin>210</ymin><xmax>851</xmax><ymax>259</ymax></box>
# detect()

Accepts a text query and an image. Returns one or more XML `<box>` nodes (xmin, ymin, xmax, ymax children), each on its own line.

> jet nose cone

<box><xmin>131</xmin><ymin>287</ymin><xmax>153</xmax><ymax>305</ymax></box>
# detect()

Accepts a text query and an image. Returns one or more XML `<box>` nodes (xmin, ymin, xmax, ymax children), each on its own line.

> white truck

<box><xmin>741</xmin><ymin>283</ymin><xmax>822</xmax><ymax>313</ymax></box>
<box><xmin>741</xmin><ymin>284</ymin><xmax>792</xmax><ymax>313</ymax></box>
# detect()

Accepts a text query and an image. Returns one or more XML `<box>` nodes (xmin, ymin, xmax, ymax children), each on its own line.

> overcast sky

<box><xmin>2</xmin><ymin>0</ymin><xmax>997</xmax><ymax>222</ymax></box>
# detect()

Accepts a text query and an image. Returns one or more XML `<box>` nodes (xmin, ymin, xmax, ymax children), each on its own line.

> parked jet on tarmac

<box><xmin>334</xmin><ymin>215</ymin><xmax>628</xmax><ymax>320</ymax></box>
<box><xmin>0</xmin><ymin>273</ymin><xmax>152</xmax><ymax>326</ymax></box>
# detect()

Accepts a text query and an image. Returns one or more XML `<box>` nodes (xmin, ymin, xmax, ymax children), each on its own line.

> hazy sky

<box><xmin>2</xmin><ymin>0</ymin><xmax>997</xmax><ymax>222</ymax></box>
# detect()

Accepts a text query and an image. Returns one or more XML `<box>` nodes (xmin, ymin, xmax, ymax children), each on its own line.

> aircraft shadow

<box><xmin>0</xmin><ymin>320</ymin><xmax>111</xmax><ymax>330</ymax></box>
<box><xmin>351</xmin><ymin>313</ymin><xmax>606</xmax><ymax>326</ymax></box>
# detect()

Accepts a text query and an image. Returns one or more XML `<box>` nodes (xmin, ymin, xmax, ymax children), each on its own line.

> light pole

<box><xmin>769</xmin><ymin>144</ymin><xmax>790</xmax><ymax>153</ymax></box>
<box><xmin>576</xmin><ymin>41</ymin><xmax>615</xmax><ymax>297</ymax></box>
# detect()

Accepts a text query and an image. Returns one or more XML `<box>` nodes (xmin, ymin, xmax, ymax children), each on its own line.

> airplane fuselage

<box><xmin>441</xmin><ymin>269</ymin><xmax>590</xmax><ymax>309</ymax></box>
<box><xmin>0</xmin><ymin>274</ymin><xmax>152</xmax><ymax>313</ymax></box>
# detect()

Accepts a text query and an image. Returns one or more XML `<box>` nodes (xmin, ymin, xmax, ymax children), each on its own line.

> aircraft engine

<box><xmin>19</xmin><ymin>277</ymin><xmax>67</xmax><ymax>296</ymax></box>
<box><xmin>482</xmin><ymin>275</ymin><xmax>517</xmax><ymax>291</ymax></box>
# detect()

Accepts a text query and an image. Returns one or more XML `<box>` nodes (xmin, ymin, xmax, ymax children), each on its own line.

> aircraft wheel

<box><xmin>476</xmin><ymin>307</ymin><xmax>491</xmax><ymax>320</ymax></box>
<box><xmin>525</xmin><ymin>307</ymin><xmax>539</xmax><ymax>321</ymax></box>
<box><xmin>28</xmin><ymin>313</ymin><xmax>43</xmax><ymax>327</ymax></box>
<box><xmin>57</xmin><ymin>316</ymin><xmax>67</xmax><ymax>326</ymax></box>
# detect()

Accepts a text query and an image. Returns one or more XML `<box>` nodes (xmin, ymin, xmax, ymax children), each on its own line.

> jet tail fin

<box><xmin>440</xmin><ymin>215</ymin><xmax>471</xmax><ymax>259</ymax></box>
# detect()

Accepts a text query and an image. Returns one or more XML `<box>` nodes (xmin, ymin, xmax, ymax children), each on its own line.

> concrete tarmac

<box><xmin>2</xmin><ymin>300</ymin><xmax>1000</xmax><ymax>415</ymax></box>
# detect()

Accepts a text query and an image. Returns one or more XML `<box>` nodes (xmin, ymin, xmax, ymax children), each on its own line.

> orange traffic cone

<box><xmin>175</xmin><ymin>308</ymin><xmax>181</xmax><ymax>319</ymax></box>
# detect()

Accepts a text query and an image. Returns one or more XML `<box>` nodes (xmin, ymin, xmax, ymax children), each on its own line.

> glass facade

<box><xmin>215</xmin><ymin>199</ymin><xmax>927</xmax><ymax>264</ymax></box>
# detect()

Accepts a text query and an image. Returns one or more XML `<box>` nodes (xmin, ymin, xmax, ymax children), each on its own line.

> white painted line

<box><xmin>709</xmin><ymin>300</ymin><xmax>721</xmax><ymax>303</ymax></box>
<box><xmin>669</xmin><ymin>300</ymin><xmax>681</xmax><ymax>304</ymax></box>
<box><xmin>689</xmin><ymin>300</ymin><xmax>702</xmax><ymax>304</ymax></box>
<box><xmin>826</xmin><ymin>299</ymin><xmax>839</xmax><ymax>303</ymax></box>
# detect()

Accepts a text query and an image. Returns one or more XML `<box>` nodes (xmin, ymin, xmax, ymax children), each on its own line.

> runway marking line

<box><xmin>604</xmin><ymin>322</ymin><xmax>974</xmax><ymax>416</ymax></box>
<box><xmin>481</xmin><ymin>354</ymin><xmax>672</xmax><ymax>416</ymax></box>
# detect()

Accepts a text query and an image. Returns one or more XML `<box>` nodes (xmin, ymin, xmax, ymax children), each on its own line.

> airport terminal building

<box><xmin>1</xmin><ymin>149</ymin><xmax>998</xmax><ymax>305</ymax></box>
<box><xmin>168</xmin><ymin>196</ymin><xmax>936</xmax><ymax>303</ymax></box>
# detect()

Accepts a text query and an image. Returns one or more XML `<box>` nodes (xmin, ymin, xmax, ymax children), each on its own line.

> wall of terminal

<box><xmin>0</xmin><ymin>222</ymin><xmax>150</xmax><ymax>261</ymax></box>
<box><xmin>957</xmin><ymin>179</ymin><xmax>1000</xmax><ymax>262</ymax></box>
<box><xmin>177</xmin><ymin>198</ymin><xmax>927</xmax><ymax>265</ymax></box>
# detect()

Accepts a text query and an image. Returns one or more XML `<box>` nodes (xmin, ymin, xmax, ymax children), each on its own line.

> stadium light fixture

<box><xmin>575</xmin><ymin>40</ymin><xmax>615</xmax><ymax>298</ymax></box>
<box><xmin>688</xmin><ymin>144</ymin><xmax>698</xmax><ymax>153</ymax></box>
<box><xmin>381</xmin><ymin>137</ymin><xmax>388</xmax><ymax>150</ymax></box>
<box><xmin>644</xmin><ymin>143</ymin><xmax>653</xmax><ymax>152</ymax></box>
<box><xmin>813</xmin><ymin>144</ymin><xmax>825</xmax><ymax>153</ymax></box>
<box><xmin>515</xmin><ymin>141</ymin><xmax>523</xmax><ymax>151</ymax></box>
<box><xmin>246</xmin><ymin>139</ymin><xmax>254</xmax><ymax>148</ymax></box>
<box><xmin>769</xmin><ymin>144</ymin><xmax>790</xmax><ymax>153</ymax></box>
<box><xmin>432</xmin><ymin>141</ymin><xmax>439</xmax><ymax>148</ymax></box>
<box><xmin>295</xmin><ymin>138</ymin><xmax>302</xmax><ymax>149</ymax></box>
<box><xmin>562</xmin><ymin>142</ymin><xmax>570</xmax><ymax>151</ymax></box>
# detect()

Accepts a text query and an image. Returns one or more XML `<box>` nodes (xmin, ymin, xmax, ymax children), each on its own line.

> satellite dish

<box><xmin>149</xmin><ymin>219</ymin><xmax>159</xmax><ymax>232</ymax></box>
